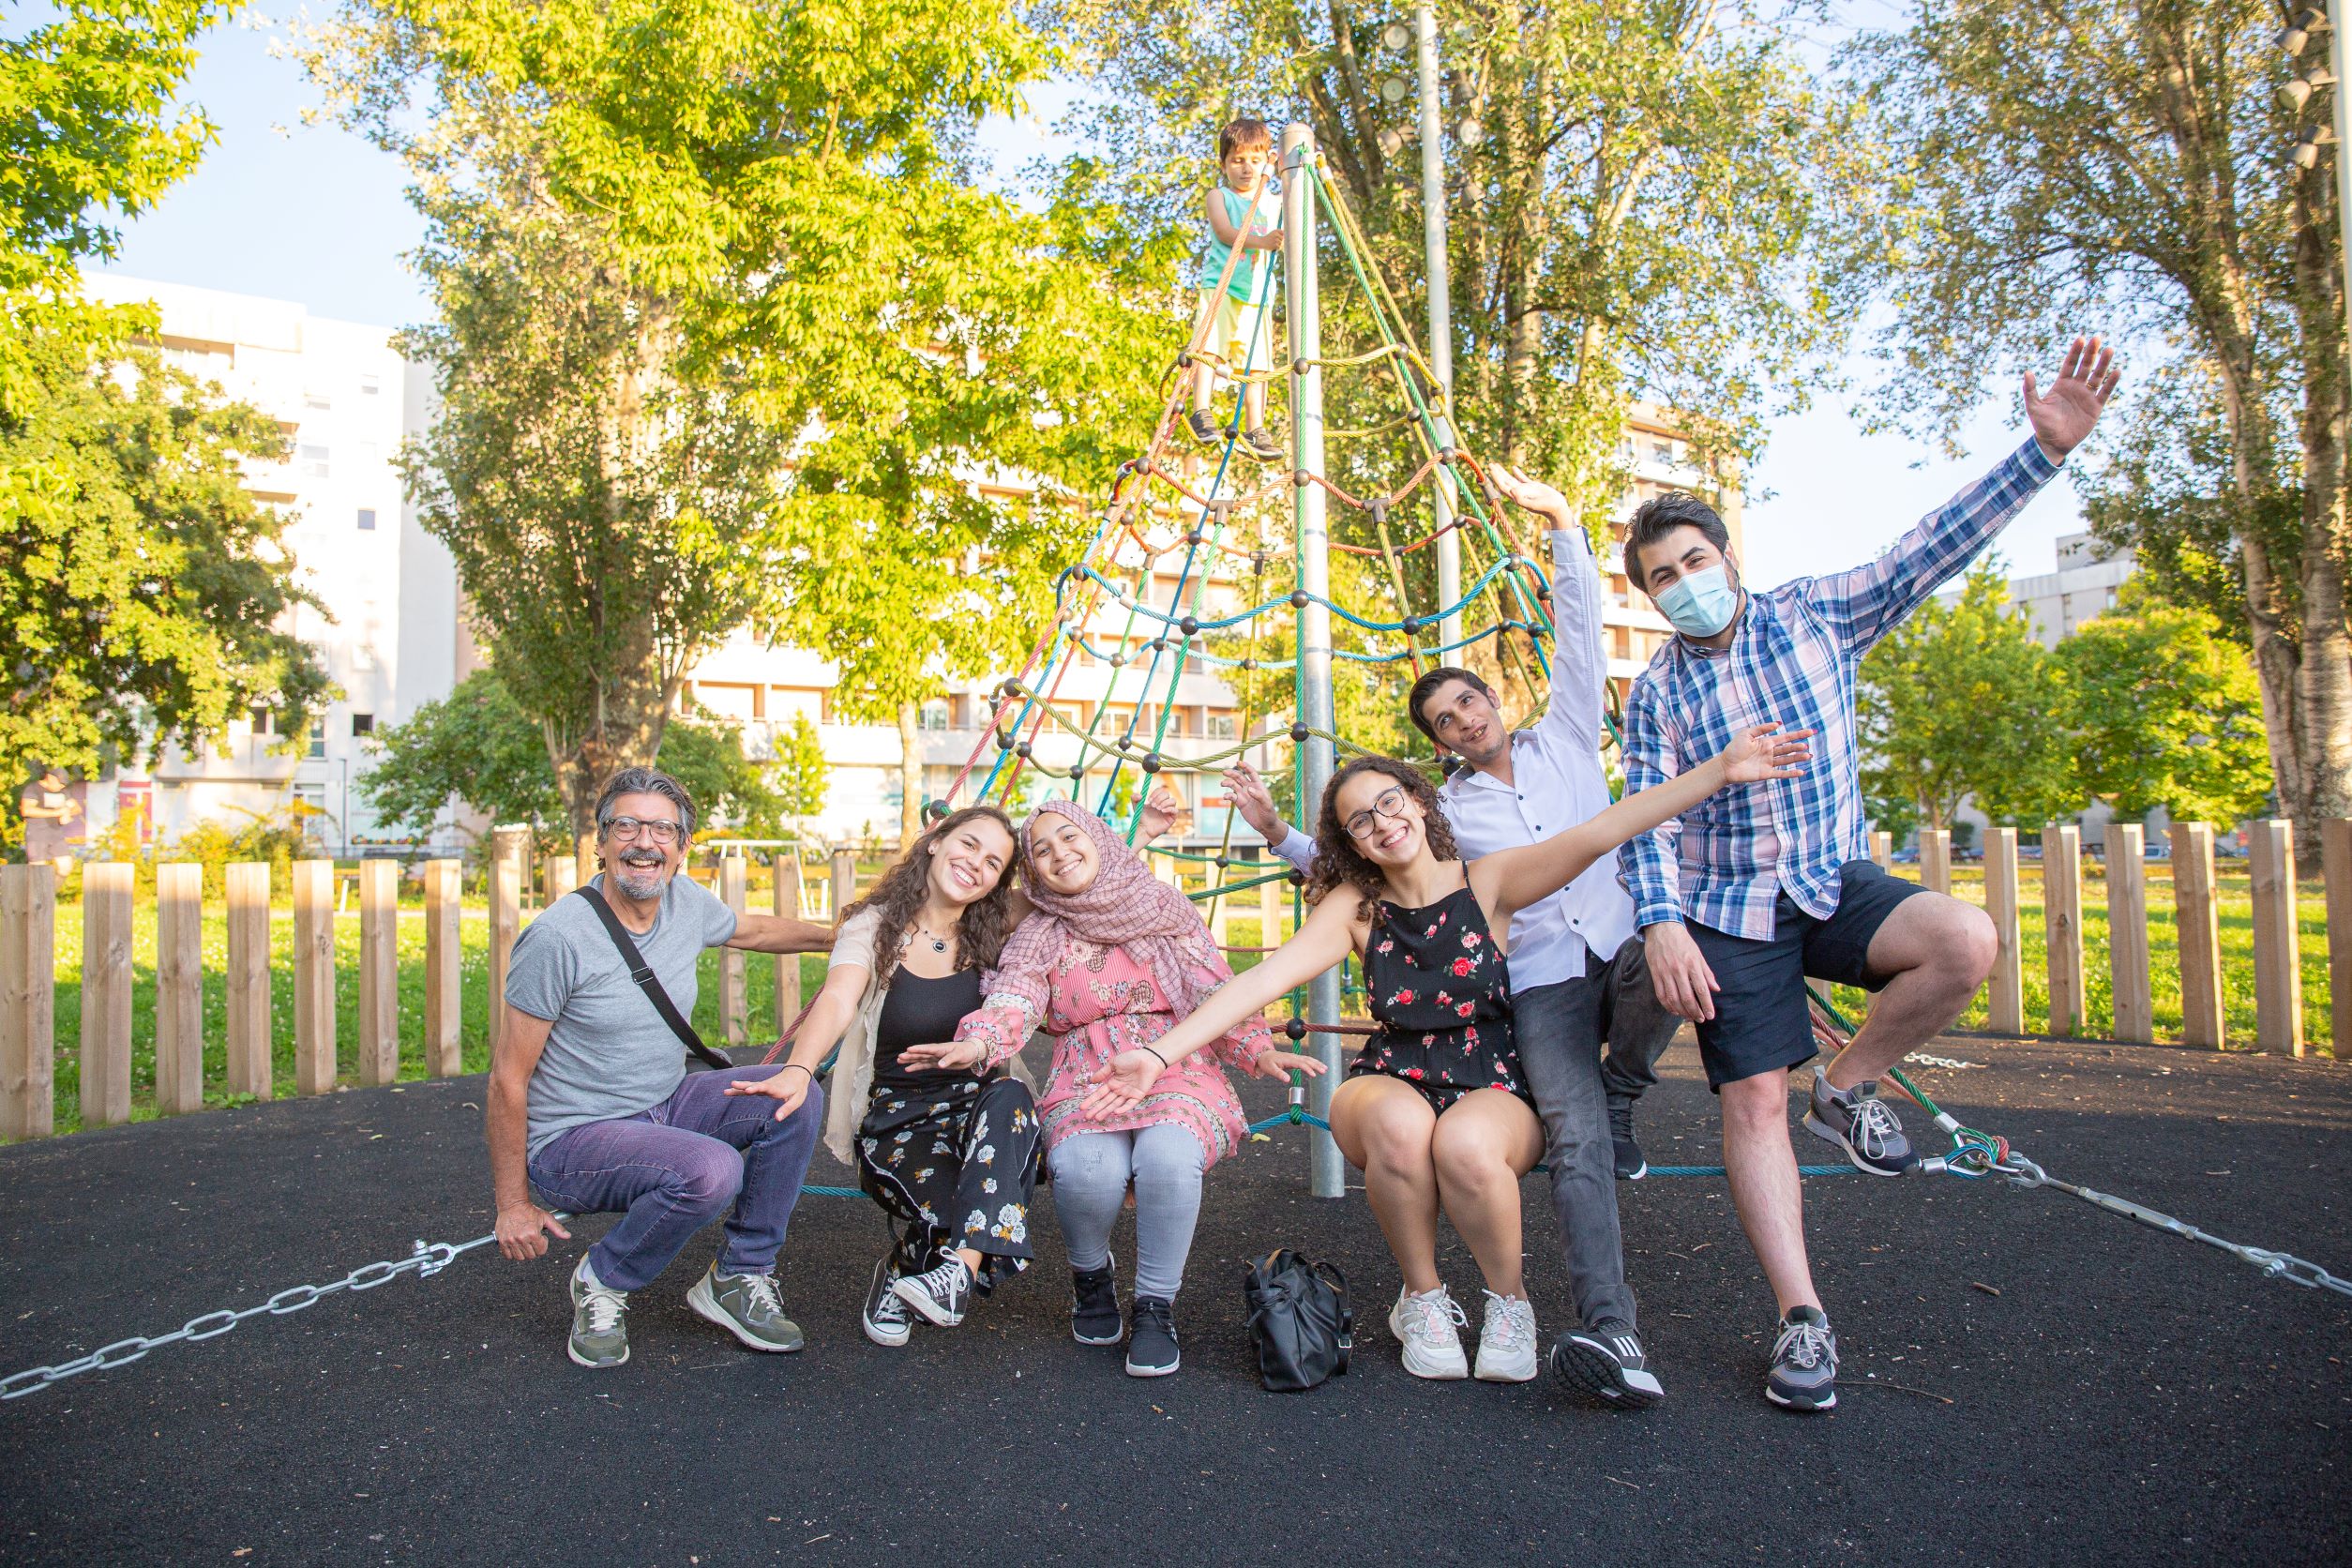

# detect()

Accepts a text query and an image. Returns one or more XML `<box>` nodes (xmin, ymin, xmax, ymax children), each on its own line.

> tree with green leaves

<box><xmin>1847</xmin><ymin>0</ymin><xmax>2341</xmax><ymax>853</ymax></box>
<box><xmin>1063</xmin><ymin>0</ymin><xmax>1868</xmax><ymax>529</ymax></box>
<box><xmin>361</xmin><ymin>667</ymin><xmax>788</xmax><ymax>846</ymax></box>
<box><xmin>309</xmin><ymin>2</ymin><xmax>1181</xmax><ymax>845</ymax></box>
<box><xmin>1858</xmin><ymin>560</ymin><xmax>2074</xmax><ymax>833</ymax></box>
<box><xmin>2057</xmin><ymin>580</ymin><xmax>2273</xmax><ymax>825</ymax></box>
<box><xmin>2</xmin><ymin>0</ymin><xmax>330</xmax><ymax>852</ymax></box>
<box><xmin>768</xmin><ymin>712</ymin><xmax>831</xmax><ymax>833</ymax></box>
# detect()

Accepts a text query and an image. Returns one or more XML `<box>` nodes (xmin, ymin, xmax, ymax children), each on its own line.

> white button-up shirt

<box><xmin>1271</xmin><ymin>525</ymin><xmax>1636</xmax><ymax>994</ymax></box>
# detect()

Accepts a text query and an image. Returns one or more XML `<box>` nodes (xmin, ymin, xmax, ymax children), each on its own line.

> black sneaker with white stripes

<box><xmin>1608</xmin><ymin>1097</ymin><xmax>1648</xmax><ymax>1181</ymax></box>
<box><xmin>862</xmin><ymin>1256</ymin><xmax>912</xmax><ymax>1347</ymax></box>
<box><xmin>1549</xmin><ymin>1319</ymin><xmax>1665</xmax><ymax>1407</ymax></box>
<box><xmin>891</xmin><ymin>1253</ymin><xmax>973</xmax><ymax>1328</ymax></box>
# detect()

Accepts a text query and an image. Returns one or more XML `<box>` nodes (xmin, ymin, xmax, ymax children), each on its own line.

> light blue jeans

<box><xmin>1048</xmin><ymin>1123</ymin><xmax>1207</xmax><ymax>1302</ymax></box>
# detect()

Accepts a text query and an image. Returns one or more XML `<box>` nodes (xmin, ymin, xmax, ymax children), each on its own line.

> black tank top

<box><xmin>1356</xmin><ymin>881</ymin><xmax>1527</xmax><ymax>1104</ymax></box>
<box><xmin>871</xmin><ymin>966</ymin><xmax>986</xmax><ymax>1093</ymax></box>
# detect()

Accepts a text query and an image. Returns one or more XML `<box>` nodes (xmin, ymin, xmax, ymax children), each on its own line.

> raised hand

<box><xmin>1486</xmin><ymin>462</ymin><xmax>1572</xmax><ymax>524</ymax></box>
<box><xmin>1717</xmin><ymin>722</ymin><xmax>1814</xmax><ymax>784</ymax></box>
<box><xmin>2024</xmin><ymin>336</ymin><xmax>2121</xmax><ymax>460</ymax></box>
<box><xmin>1138</xmin><ymin>786</ymin><xmax>1185</xmax><ymax>842</ymax></box>
<box><xmin>1221</xmin><ymin>762</ymin><xmax>1286</xmax><ymax>841</ymax></box>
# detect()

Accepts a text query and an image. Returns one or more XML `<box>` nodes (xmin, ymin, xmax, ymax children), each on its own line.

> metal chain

<box><xmin>0</xmin><ymin>1230</ymin><xmax>503</xmax><ymax>1402</ymax></box>
<box><xmin>1996</xmin><ymin>1153</ymin><xmax>2352</xmax><ymax>1299</ymax></box>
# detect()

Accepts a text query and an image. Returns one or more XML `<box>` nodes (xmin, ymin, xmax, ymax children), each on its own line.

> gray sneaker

<box><xmin>1803</xmin><ymin>1075</ymin><xmax>1917</xmax><ymax>1176</ymax></box>
<box><xmin>567</xmin><ymin>1259</ymin><xmax>629</xmax><ymax>1369</ymax></box>
<box><xmin>1766</xmin><ymin>1304</ymin><xmax>1838</xmax><ymax>1411</ymax></box>
<box><xmin>686</xmin><ymin>1261</ymin><xmax>806</xmax><ymax>1353</ymax></box>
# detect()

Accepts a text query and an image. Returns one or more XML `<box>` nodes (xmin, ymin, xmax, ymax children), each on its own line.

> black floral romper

<box><xmin>1355</xmin><ymin>882</ymin><xmax>1531</xmax><ymax>1111</ymax></box>
<box><xmin>856</xmin><ymin>968</ymin><xmax>1043</xmax><ymax>1279</ymax></box>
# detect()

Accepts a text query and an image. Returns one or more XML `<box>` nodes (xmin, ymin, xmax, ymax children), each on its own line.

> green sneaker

<box><xmin>686</xmin><ymin>1261</ymin><xmax>806</xmax><ymax>1353</ymax></box>
<box><xmin>567</xmin><ymin>1259</ymin><xmax>630</xmax><ymax>1369</ymax></box>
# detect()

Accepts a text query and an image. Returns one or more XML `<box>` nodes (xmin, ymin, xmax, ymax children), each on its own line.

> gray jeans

<box><xmin>1047</xmin><ymin>1123</ymin><xmax>1207</xmax><ymax>1302</ymax></box>
<box><xmin>1514</xmin><ymin>942</ymin><xmax>1680</xmax><ymax>1330</ymax></box>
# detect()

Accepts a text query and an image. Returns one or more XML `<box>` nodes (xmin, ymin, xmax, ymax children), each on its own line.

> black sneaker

<box><xmin>1550</xmin><ymin>1319</ymin><xmax>1665</xmax><ymax>1407</ymax></box>
<box><xmin>1766</xmin><ymin>1305</ymin><xmax>1838</xmax><ymax>1411</ymax></box>
<box><xmin>1125</xmin><ymin>1296</ymin><xmax>1181</xmax><ymax>1377</ymax></box>
<box><xmin>1071</xmin><ymin>1255</ymin><xmax>1123</xmax><ymax>1346</ymax></box>
<box><xmin>1803</xmin><ymin>1075</ymin><xmax>1918</xmax><ymax>1176</ymax></box>
<box><xmin>1608</xmin><ymin>1098</ymin><xmax>1648</xmax><ymax>1181</ymax></box>
<box><xmin>1241</xmin><ymin>426</ymin><xmax>1284</xmax><ymax>461</ymax></box>
<box><xmin>1185</xmin><ymin>410</ymin><xmax>1223</xmax><ymax>445</ymax></box>
<box><xmin>862</xmin><ymin>1255</ymin><xmax>912</xmax><ymax>1348</ymax></box>
<box><xmin>892</xmin><ymin>1253</ymin><xmax>973</xmax><ymax>1328</ymax></box>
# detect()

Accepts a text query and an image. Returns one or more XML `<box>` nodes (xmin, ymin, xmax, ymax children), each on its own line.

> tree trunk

<box><xmin>897</xmin><ymin>700</ymin><xmax>924</xmax><ymax>850</ymax></box>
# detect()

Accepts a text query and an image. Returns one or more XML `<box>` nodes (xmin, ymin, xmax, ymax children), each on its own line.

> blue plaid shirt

<box><xmin>1621</xmin><ymin>437</ymin><xmax>2065</xmax><ymax>941</ymax></box>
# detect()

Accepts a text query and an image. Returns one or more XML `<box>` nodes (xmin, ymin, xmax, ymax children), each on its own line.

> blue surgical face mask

<box><xmin>1653</xmin><ymin>563</ymin><xmax>1741</xmax><ymax>639</ymax></box>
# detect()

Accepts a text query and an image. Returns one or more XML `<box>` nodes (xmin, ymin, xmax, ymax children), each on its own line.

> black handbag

<box><xmin>1242</xmin><ymin>1248</ymin><xmax>1351</xmax><ymax>1392</ymax></box>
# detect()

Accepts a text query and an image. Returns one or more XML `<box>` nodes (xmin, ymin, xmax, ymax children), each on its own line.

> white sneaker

<box><xmin>1474</xmin><ymin>1290</ymin><xmax>1539</xmax><ymax>1383</ymax></box>
<box><xmin>1387</xmin><ymin>1285</ymin><xmax>1470</xmax><ymax>1380</ymax></box>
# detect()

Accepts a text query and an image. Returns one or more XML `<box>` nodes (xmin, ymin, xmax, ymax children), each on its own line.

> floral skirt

<box><xmin>1350</xmin><ymin>1024</ymin><xmax>1533</xmax><ymax>1113</ymax></box>
<box><xmin>857</xmin><ymin>1074</ymin><xmax>1042</xmax><ymax>1274</ymax></box>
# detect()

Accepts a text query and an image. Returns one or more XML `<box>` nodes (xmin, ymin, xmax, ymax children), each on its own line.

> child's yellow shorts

<box><xmin>1205</xmin><ymin>289</ymin><xmax>1274</xmax><ymax>378</ymax></box>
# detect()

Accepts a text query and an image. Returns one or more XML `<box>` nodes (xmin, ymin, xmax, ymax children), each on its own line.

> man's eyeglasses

<box><xmin>1342</xmin><ymin>786</ymin><xmax>1410</xmax><ymax>841</ymax></box>
<box><xmin>603</xmin><ymin>815</ymin><xmax>683</xmax><ymax>845</ymax></box>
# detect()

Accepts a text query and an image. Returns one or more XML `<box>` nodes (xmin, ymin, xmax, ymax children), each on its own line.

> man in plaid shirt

<box><xmin>1620</xmin><ymin>338</ymin><xmax>2119</xmax><ymax>1412</ymax></box>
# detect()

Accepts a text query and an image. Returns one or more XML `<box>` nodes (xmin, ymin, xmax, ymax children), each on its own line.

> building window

<box><xmin>298</xmin><ymin>445</ymin><xmax>330</xmax><ymax>478</ymax></box>
<box><xmin>357</xmin><ymin>508</ymin><xmax>377</xmax><ymax>531</ymax></box>
<box><xmin>1206</xmin><ymin>712</ymin><xmax>1238</xmax><ymax>740</ymax></box>
<box><xmin>352</xmin><ymin>713</ymin><xmax>374</xmax><ymax>737</ymax></box>
<box><xmin>305</xmin><ymin>389</ymin><xmax>331</xmax><ymax>411</ymax></box>
<box><xmin>309</xmin><ymin>719</ymin><xmax>326</xmax><ymax>759</ymax></box>
<box><xmin>918</xmin><ymin>699</ymin><xmax>951</xmax><ymax>732</ymax></box>
<box><xmin>359</xmin><ymin>373</ymin><xmax>381</xmax><ymax>396</ymax></box>
<box><xmin>249</xmin><ymin>707</ymin><xmax>278</xmax><ymax>736</ymax></box>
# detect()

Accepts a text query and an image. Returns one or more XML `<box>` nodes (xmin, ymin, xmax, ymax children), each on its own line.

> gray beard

<box><xmin>611</xmin><ymin>861</ymin><xmax>668</xmax><ymax>901</ymax></box>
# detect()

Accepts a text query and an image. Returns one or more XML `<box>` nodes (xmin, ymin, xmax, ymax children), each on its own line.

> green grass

<box><xmin>1823</xmin><ymin>863</ymin><xmax>2333</xmax><ymax>1055</ymax></box>
<box><xmin>24</xmin><ymin>898</ymin><xmax>831</xmax><ymax>1140</ymax></box>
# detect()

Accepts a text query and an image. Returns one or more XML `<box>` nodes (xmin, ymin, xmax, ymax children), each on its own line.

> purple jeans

<box><xmin>525</xmin><ymin>1065</ymin><xmax>824</xmax><ymax>1292</ymax></box>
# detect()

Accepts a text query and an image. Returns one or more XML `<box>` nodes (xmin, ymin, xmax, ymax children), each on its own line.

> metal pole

<box><xmin>1417</xmin><ymin>2</ymin><xmax>1461</xmax><ymax>652</ymax></box>
<box><xmin>1283</xmin><ymin>122</ymin><xmax>1345</xmax><ymax>1200</ymax></box>
<box><xmin>2333</xmin><ymin>0</ymin><xmax>2352</xmax><ymax>319</ymax></box>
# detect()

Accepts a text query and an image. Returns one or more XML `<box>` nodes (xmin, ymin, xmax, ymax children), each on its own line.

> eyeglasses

<box><xmin>1342</xmin><ymin>786</ymin><xmax>1411</xmax><ymax>841</ymax></box>
<box><xmin>603</xmin><ymin>815</ymin><xmax>683</xmax><ymax>845</ymax></box>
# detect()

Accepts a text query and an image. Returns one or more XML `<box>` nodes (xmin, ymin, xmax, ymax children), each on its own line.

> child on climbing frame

<box><xmin>1188</xmin><ymin>116</ymin><xmax>1284</xmax><ymax>462</ymax></box>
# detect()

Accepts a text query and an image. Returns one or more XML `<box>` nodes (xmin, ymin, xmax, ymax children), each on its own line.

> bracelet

<box><xmin>778</xmin><ymin>1063</ymin><xmax>812</xmax><ymax>1079</ymax></box>
<box><xmin>1141</xmin><ymin>1045</ymin><xmax>1169</xmax><ymax>1070</ymax></box>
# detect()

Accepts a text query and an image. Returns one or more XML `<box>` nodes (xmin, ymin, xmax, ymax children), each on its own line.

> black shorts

<box><xmin>1684</xmin><ymin>860</ymin><xmax>1924</xmax><ymax>1091</ymax></box>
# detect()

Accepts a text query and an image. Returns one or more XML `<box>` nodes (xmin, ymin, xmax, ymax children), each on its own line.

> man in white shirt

<box><xmin>1226</xmin><ymin>465</ymin><xmax>1677</xmax><ymax>1406</ymax></box>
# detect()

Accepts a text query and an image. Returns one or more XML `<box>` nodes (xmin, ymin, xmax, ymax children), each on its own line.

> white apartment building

<box><xmin>65</xmin><ymin>278</ymin><xmax>1738</xmax><ymax>854</ymax></box>
<box><xmin>2006</xmin><ymin>530</ymin><xmax>2138</xmax><ymax>646</ymax></box>
<box><xmin>77</xmin><ymin>274</ymin><xmax>462</xmax><ymax>852</ymax></box>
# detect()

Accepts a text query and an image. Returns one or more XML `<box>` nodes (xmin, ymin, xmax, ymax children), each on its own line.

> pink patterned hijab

<box><xmin>988</xmin><ymin>798</ymin><xmax>1233</xmax><ymax>1021</ymax></box>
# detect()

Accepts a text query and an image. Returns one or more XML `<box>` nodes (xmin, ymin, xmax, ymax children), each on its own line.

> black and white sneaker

<box><xmin>1185</xmin><ymin>410</ymin><xmax>1223</xmax><ymax>445</ymax></box>
<box><xmin>1766</xmin><ymin>1304</ymin><xmax>1839</xmax><ymax>1411</ymax></box>
<box><xmin>1803</xmin><ymin>1075</ymin><xmax>1918</xmax><ymax>1176</ymax></box>
<box><xmin>1550</xmin><ymin>1319</ymin><xmax>1665</xmax><ymax>1407</ymax></box>
<box><xmin>1071</xmin><ymin>1255</ymin><xmax>1123</xmax><ymax>1346</ymax></box>
<box><xmin>892</xmin><ymin>1254</ymin><xmax>973</xmax><ymax>1328</ymax></box>
<box><xmin>1608</xmin><ymin>1098</ymin><xmax>1649</xmax><ymax>1181</ymax></box>
<box><xmin>862</xmin><ymin>1256</ymin><xmax>912</xmax><ymax>1347</ymax></box>
<box><xmin>1125</xmin><ymin>1296</ymin><xmax>1181</xmax><ymax>1377</ymax></box>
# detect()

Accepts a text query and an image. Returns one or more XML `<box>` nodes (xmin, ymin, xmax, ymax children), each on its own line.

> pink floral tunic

<box><xmin>955</xmin><ymin>936</ymin><xmax>1274</xmax><ymax>1168</ymax></box>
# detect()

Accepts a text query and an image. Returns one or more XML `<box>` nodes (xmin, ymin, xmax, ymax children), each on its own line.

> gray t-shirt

<box><xmin>506</xmin><ymin>872</ymin><xmax>740</xmax><ymax>1156</ymax></box>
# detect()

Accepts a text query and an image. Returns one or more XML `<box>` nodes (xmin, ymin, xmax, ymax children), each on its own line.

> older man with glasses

<box><xmin>486</xmin><ymin>766</ymin><xmax>837</xmax><ymax>1369</ymax></box>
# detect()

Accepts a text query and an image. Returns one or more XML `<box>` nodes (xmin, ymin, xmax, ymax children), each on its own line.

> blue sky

<box><xmin>91</xmin><ymin>16</ymin><xmax>2089</xmax><ymax>588</ymax></box>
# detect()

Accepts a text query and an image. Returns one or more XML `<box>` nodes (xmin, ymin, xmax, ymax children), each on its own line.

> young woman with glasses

<box><xmin>1082</xmin><ymin>725</ymin><xmax>1809</xmax><ymax>1383</ymax></box>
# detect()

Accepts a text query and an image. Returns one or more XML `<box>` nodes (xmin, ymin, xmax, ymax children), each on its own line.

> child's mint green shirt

<box><xmin>1198</xmin><ymin>181</ymin><xmax>1279</xmax><ymax>302</ymax></box>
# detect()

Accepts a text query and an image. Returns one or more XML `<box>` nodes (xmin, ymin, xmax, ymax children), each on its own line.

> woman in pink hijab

<box><xmin>901</xmin><ymin>798</ymin><xmax>1320</xmax><ymax>1377</ymax></box>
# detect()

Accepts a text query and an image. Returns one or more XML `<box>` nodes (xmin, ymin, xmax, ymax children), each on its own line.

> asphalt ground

<box><xmin>2</xmin><ymin>1033</ymin><xmax>2347</xmax><ymax>1566</ymax></box>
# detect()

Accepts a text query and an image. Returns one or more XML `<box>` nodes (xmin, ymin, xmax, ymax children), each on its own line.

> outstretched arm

<box><xmin>1077</xmin><ymin>891</ymin><xmax>1360</xmax><ymax>1117</ymax></box>
<box><xmin>1473</xmin><ymin>724</ymin><xmax>1812</xmax><ymax>934</ymax></box>
<box><xmin>1224</xmin><ymin>763</ymin><xmax>1316</xmax><ymax>869</ymax></box>
<box><xmin>724</xmin><ymin>957</ymin><xmax>867</xmax><ymax>1121</ymax></box>
<box><xmin>727</xmin><ymin>912</ymin><xmax>837</xmax><ymax>954</ymax></box>
<box><xmin>1487</xmin><ymin>464</ymin><xmax>1605</xmax><ymax>754</ymax></box>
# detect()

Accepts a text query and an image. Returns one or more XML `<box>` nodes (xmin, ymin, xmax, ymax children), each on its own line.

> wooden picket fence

<box><xmin>0</xmin><ymin>822</ymin><xmax>2341</xmax><ymax>1142</ymax></box>
<box><xmin>0</xmin><ymin>838</ymin><xmax>866</xmax><ymax>1141</ymax></box>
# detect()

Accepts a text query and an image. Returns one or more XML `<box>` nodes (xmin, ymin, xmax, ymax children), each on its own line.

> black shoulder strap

<box><xmin>573</xmin><ymin>884</ymin><xmax>733</xmax><ymax>1071</ymax></box>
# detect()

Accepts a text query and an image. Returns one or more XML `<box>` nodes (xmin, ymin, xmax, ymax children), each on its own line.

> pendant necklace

<box><xmin>909</xmin><ymin>925</ymin><xmax>951</xmax><ymax>955</ymax></box>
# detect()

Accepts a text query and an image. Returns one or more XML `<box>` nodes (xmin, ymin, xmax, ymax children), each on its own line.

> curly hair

<box><xmin>838</xmin><ymin>805</ymin><xmax>1018</xmax><ymax>988</ymax></box>
<box><xmin>1302</xmin><ymin>755</ymin><xmax>1457</xmax><ymax>918</ymax></box>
